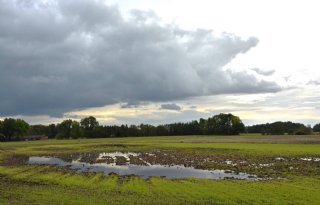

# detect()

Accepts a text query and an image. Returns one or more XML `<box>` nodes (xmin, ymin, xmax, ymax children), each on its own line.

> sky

<box><xmin>0</xmin><ymin>0</ymin><xmax>320</xmax><ymax>126</ymax></box>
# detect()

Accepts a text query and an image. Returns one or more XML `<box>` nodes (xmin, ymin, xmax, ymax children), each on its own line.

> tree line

<box><xmin>0</xmin><ymin>113</ymin><xmax>245</xmax><ymax>141</ymax></box>
<box><xmin>1</xmin><ymin>114</ymin><xmax>320</xmax><ymax>141</ymax></box>
<box><xmin>246</xmin><ymin>121</ymin><xmax>313</xmax><ymax>135</ymax></box>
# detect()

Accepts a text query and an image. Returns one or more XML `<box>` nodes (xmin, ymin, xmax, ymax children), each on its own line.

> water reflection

<box><xmin>28</xmin><ymin>152</ymin><xmax>260</xmax><ymax>180</ymax></box>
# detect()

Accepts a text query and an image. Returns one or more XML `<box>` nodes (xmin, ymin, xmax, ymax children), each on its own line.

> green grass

<box><xmin>0</xmin><ymin>135</ymin><xmax>320</xmax><ymax>204</ymax></box>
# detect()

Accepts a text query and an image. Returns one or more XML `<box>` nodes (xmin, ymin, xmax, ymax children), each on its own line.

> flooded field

<box><xmin>1</xmin><ymin>135</ymin><xmax>320</xmax><ymax>205</ymax></box>
<box><xmin>28</xmin><ymin>152</ymin><xmax>259</xmax><ymax>179</ymax></box>
<box><xmin>25</xmin><ymin>147</ymin><xmax>320</xmax><ymax>180</ymax></box>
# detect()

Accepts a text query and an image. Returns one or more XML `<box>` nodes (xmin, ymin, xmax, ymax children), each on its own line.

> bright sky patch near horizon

<box><xmin>0</xmin><ymin>0</ymin><xmax>319</xmax><ymax>126</ymax></box>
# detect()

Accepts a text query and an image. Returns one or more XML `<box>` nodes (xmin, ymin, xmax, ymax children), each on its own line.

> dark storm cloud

<box><xmin>0</xmin><ymin>0</ymin><xmax>281</xmax><ymax>117</ymax></box>
<box><xmin>160</xmin><ymin>103</ymin><xmax>182</xmax><ymax>111</ymax></box>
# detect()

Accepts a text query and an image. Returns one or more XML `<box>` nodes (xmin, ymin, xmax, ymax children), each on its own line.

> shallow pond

<box><xmin>28</xmin><ymin>152</ymin><xmax>260</xmax><ymax>180</ymax></box>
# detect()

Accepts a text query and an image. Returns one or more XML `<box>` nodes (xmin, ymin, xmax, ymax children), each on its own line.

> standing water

<box><xmin>28</xmin><ymin>152</ymin><xmax>260</xmax><ymax>180</ymax></box>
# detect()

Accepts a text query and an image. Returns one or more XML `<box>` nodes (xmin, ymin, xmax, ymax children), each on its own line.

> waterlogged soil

<box><xmin>28</xmin><ymin>153</ymin><xmax>260</xmax><ymax>180</ymax></box>
<box><xmin>2</xmin><ymin>146</ymin><xmax>319</xmax><ymax>179</ymax></box>
<box><xmin>23</xmin><ymin>149</ymin><xmax>320</xmax><ymax>179</ymax></box>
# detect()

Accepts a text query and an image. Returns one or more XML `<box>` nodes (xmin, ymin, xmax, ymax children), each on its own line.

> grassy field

<box><xmin>0</xmin><ymin>135</ymin><xmax>320</xmax><ymax>204</ymax></box>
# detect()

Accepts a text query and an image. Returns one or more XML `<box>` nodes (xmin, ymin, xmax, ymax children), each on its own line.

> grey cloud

<box><xmin>160</xmin><ymin>103</ymin><xmax>182</xmax><ymax>111</ymax></box>
<box><xmin>0</xmin><ymin>0</ymin><xmax>281</xmax><ymax>117</ymax></box>
<box><xmin>120</xmin><ymin>101</ymin><xmax>148</xmax><ymax>108</ymax></box>
<box><xmin>251</xmin><ymin>68</ymin><xmax>275</xmax><ymax>76</ymax></box>
<box><xmin>121</xmin><ymin>104</ymin><xmax>140</xmax><ymax>109</ymax></box>
<box><xmin>307</xmin><ymin>80</ymin><xmax>320</xmax><ymax>85</ymax></box>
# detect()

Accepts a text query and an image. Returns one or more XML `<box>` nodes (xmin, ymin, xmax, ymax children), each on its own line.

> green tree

<box><xmin>1</xmin><ymin>118</ymin><xmax>29</xmax><ymax>141</ymax></box>
<box><xmin>2</xmin><ymin>118</ymin><xmax>17</xmax><ymax>141</ymax></box>
<box><xmin>207</xmin><ymin>113</ymin><xmax>245</xmax><ymax>135</ymax></box>
<box><xmin>70</xmin><ymin>121</ymin><xmax>82</xmax><ymax>139</ymax></box>
<box><xmin>293</xmin><ymin>125</ymin><xmax>312</xmax><ymax>135</ymax></box>
<box><xmin>14</xmin><ymin>119</ymin><xmax>29</xmax><ymax>137</ymax></box>
<box><xmin>313</xmin><ymin>123</ymin><xmax>320</xmax><ymax>132</ymax></box>
<box><xmin>57</xmin><ymin>119</ymin><xmax>73</xmax><ymax>139</ymax></box>
<box><xmin>29</xmin><ymin>125</ymin><xmax>49</xmax><ymax>136</ymax></box>
<box><xmin>0</xmin><ymin>120</ymin><xmax>5</xmax><ymax>141</ymax></box>
<box><xmin>199</xmin><ymin>118</ymin><xmax>207</xmax><ymax>134</ymax></box>
<box><xmin>230</xmin><ymin>115</ymin><xmax>246</xmax><ymax>134</ymax></box>
<box><xmin>80</xmin><ymin>116</ymin><xmax>99</xmax><ymax>138</ymax></box>
<box><xmin>48</xmin><ymin>124</ymin><xmax>58</xmax><ymax>139</ymax></box>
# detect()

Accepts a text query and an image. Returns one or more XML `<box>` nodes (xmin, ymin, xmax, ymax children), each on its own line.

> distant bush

<box><xmin>247</xmin><ymin>121</ymin><xmax>312</xmax><ymax>135</ymax></box>
<box><xmin>55</xmin><ymin>133</ymin><xmax>65</xmax><ymax>140</ymax></box>
<box><xmin>313</xmin><ymin>123</ymin><xmax>320</xmax><ymax>132</ymax></box>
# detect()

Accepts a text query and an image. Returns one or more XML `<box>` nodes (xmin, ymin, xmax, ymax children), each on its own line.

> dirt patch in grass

<box><xmin>0</xmin><ymin>147</ymin><xmax>14</xmax><ymax>151</ymax></box>
<box><xmin>115</xmin><ymin>156</ymin><xmax>128</xmax><ymax>165</ymax></box>
<box><xmin>96</xmin><ymin>156</ymin><xmax>114</xmax><ymax>164</ymax></box>
<box><xmin>0</xmin><ymin>154</ymin><xmax>29</xmax><ymax>166</ymax></box>
<box><xmin>129</xmin><ymin>156</ymin><xmax>148</xmax><ymax>165</ymax></box>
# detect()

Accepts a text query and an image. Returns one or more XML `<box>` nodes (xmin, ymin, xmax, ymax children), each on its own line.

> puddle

<box><xmin>275</xmin><ymin>157</ymin><xmax>286</xmax><ymax>161</ymax></box>
<box><xmin>300</xmin><ymin>157</ymin><xmax>320</xmax><ymax>162</ymax></box>
<box><xmin>258</xmin><ymin>163</ymin><xmax>273</xmax><ymax>167</ymax></box>
<box><xmin>28</xmin><ymin>152</ymin><xmax>260</xmax><ymax>180</ymax></box>
<box><xmin>274</xmin><ymin>157</ymin><xmax>320</xmax><ymax>162</ymax></box>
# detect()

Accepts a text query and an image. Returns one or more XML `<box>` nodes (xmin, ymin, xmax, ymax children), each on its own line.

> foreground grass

<box><xmin>0</xmin><ymin>135</ymin><xmax>320</xmax><ymax>204</ymax></box>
